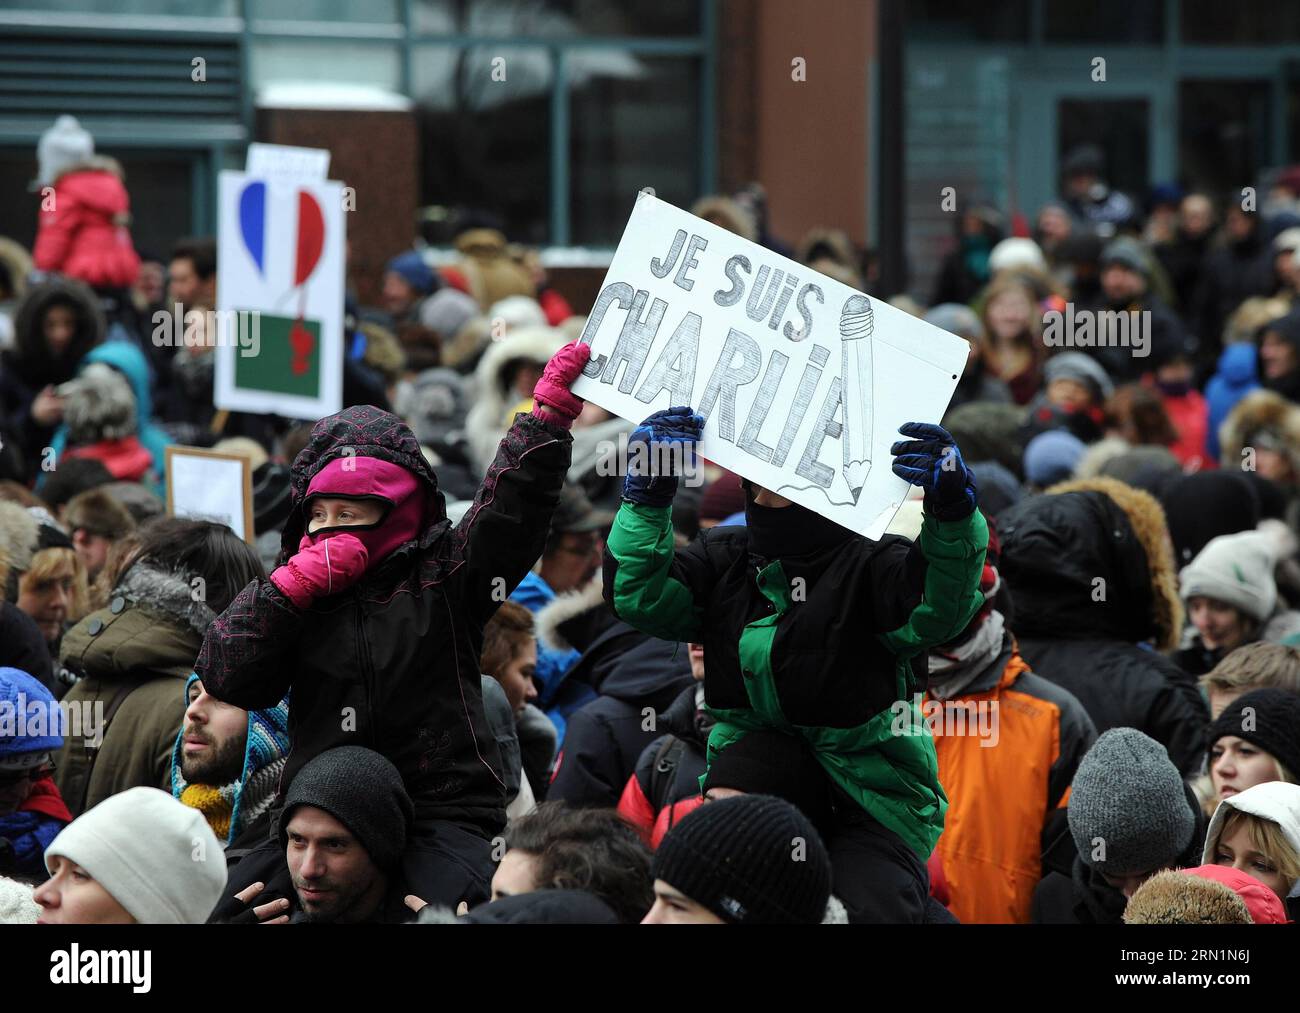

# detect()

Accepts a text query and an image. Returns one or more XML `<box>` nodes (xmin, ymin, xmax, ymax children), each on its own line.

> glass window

<box><xmin>251</xmin><ymin>0</ymin><xmax>399</xmax><ymax>24</ymax></box>
<box><xmin>1179</xmin><ymin>80</ymin><xmax>1272</xmax><ymax>198</ymax></box>
<box><xmin>412</xmin><ymin>45</ymin><xmax>552</xmax><ymax>244</ymax></box>
<box><xmin>1181</xmin><ymin>1</ymin><xmax>1300</xmax><ymax>45</ymax></box>
<box><xmin>250</xmin><ymin>40</ymin><xmax>402</xmax><ymax>92</ymax></box>
<box><xmin>1044</xmin><ymin>0</ymin><xmax>1164</xmax><ymax>44</ymax></box>
<box><xmin>568</xmin><ymin>52</ymin><xmax>700</xmax><ymax>245</ymax></box>
<box><xmin>902</xmin><ymin>0</ymin><xmax>1031</xmax><ymax>42</ymax></box>
<box><xmin>412</xmin><ymin>0</ymin><xmax>699</xmax><ymax>38</ymax></box>
<box><xmin>0</xmin><ymin>0</ymin><xmax>236</xmax><ymax>12</ymax></box>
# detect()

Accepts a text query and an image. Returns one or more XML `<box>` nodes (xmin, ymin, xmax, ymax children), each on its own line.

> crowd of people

<box><xmin>1</xmin><ymin>117</ymin><xmax>1300</xmax><ymax>926</ymax></box>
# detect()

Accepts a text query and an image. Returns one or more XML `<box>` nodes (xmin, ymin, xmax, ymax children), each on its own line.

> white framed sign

<box><xmin>571</xmin><ymin>192</ymin><xmax>970</xmax><ymax>538</ymax></box>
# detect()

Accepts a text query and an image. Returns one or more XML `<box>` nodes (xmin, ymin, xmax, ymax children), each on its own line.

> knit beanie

<box><xmin>279</xmin><ymin>746</ymin><xmax>412</xmax><ymax>872</ymax></box>
<box><xmin>36</xmin><ymin>114</ymin><xmax>93</xmax><ymax>188</ymax></box>
<box><xmin>44</xmin><ymin>787</ymin><xmax>226</xmax><ymax>923</ymax></box>
<box><xmin>1068</xmin><ymin>728</ymin><xmax>1195</xmax><ymax>876</ymax></box>
<box><xmin>651</xmin><ymin>793</ymin><xmax>831</xmax><ymax>924</ymax></box>
<box><xmin>1207</xmin><ymin>688</ymin><xmax>1300</xmax><ymax>778</ymax></box>
<box><xmin>1121</xmin><ymin>869</ymin><xmax>1252</xmax><ymax>925</ymax></box>
<box><xmin>1160</xmin><ymin>471</ymin><xmax>1261</xmax><ymax>567</ymax></box>
<box><xmin>924</xmin><ymin>303</ymin><xmax>985</xmax><ymax>342</ymax></box>
<box><xmin>701</xmin><ymin>730</ymin><xmax>834</xmax><ymax>837</ymax></box>
<box><xmin>1023</xmin><ymin>429</ymin><xmax>1086</xmax><ymax>487</ymax></box>
<box><xmin>1044</xmin><ymin>351</ymin><xmax>1116</xmax><ymax>403</ymax></box>
<box><xmin>418</xmin><ymin>287</ymin><xmax>480</xmax><ymax>339</ymax></box>
<box><xmin>0</xmin><ymin>667</ymin><xmax>63</xmax><ymax>764</ymax></box>
<box><xmin>1179</xmin><ymin>531</ymin><xmax>1278</xmax><ymax>622</ymax></box>
<box><xmin>385</xmin><ymin>251</ymin><xmax>437</xmax><ymax>296</ymax></box>
<box><xmin>1100</xmin><ymin>236</ymin><xmax>1151</xmax><ymax>277</ymax></box>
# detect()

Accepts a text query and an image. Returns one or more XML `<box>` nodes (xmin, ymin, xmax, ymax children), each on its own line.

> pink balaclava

<box><xmin>303</xmin><ymin>456</ymin><xmax>427</xmax><ymax>563</ymax></box>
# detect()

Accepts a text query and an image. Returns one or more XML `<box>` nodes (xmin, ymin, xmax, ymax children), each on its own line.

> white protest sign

<box><xmin>165</xmin><ymin>446</ymin><xmax>255</xmax><ymax>543</ymax></box>
<box><xmin>570</xmin><ymin>193</ymin><xmax>970</xmax><ymax>538</ymax></box>
<box><xmin>214</xmin><ymin>163</ymin><xmax>345</xmax><ymax>421</ymax></box>
<box><xmin>245</xmin><ymin>142</ymin><xmax>330</xmax><ymax>182</ymax></box>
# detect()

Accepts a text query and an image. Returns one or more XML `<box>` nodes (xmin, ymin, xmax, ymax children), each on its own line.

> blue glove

<box><xmin>890</xmin><ymin>422</ymin><xmax>977</xmax><ymax>522</ymax></box>
<box><xmin>622</xmin><ymin>406</ymin><xmax>705</xmax><ymax>508</ymax></box>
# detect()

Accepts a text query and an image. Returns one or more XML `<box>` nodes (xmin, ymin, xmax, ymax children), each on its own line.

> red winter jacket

<box><xmin>33</xmin><ymin>165</ymin><xmax>140</xmax><ymax>289</ymax></box>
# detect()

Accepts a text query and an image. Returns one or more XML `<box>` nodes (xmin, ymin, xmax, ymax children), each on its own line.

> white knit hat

<box><xmin>44</xmin><ymin>787</ymin><xmax>226</xmax><ymax>924</ymax></box>
<box><xmin>35</xmin><ymin>115</ymin><xmax>94</xmax><ymax>188</ymax></box>
<box><xmin>1178</xmin><ymin>530</ymin><xmax>1278</xmax><ymax>622</ymax></box>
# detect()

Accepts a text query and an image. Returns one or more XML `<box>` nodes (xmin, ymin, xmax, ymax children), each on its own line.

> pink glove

<box><xmin>270</xmin><ymin>533</ymin><xmax>369</xmax><ymax>608</ymax></box>
<box><xmin>531</xmin><ymin>341</ymin><xmax>592</xmax><ymax>427</ymax></box>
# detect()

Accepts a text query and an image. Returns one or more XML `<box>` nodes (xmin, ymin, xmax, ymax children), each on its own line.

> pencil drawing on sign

<box><xmin>776</xmin><ymin>294</ymin><xmax>874</xmax><ymax>507</ymax></box>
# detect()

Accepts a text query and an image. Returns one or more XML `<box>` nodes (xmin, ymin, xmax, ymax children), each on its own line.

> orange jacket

<box><xmin>929</xmin><ymin>644</ymin><xmax>1096</xmax><ymax>923</ymax></box>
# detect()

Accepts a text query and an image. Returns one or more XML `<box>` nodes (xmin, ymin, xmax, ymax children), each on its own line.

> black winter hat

<box><xmin>279</xmin><ymin>746</ymin><xmax>413</xmax><ymax>872</ymax></box>
<box><xmin>1208</xmin><ymin>689</ymin><xmax>1300</xmax><ymax>778</ymax></box>
<box><xmin>651</xmin><ymin>793</ymin><xmax>831</xmax><ymax>924</ymax></box>
<box><xmin>1159</xmin><ymin>471</ymin><xmax>1260</xmax><ymax>567</ymax></box>
<box><xmin>701</xmin><ymin>730</ymin><xmax>834</xmax><ymax>838</ymax></box>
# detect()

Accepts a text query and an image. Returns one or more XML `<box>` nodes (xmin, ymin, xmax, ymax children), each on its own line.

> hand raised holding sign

<box><xmin>622</xmin><ymin>406</ymin><xmax>705</xmax><ymax>508</ymax></box>
<box><xmin>890</xmin><ymin>422</ymin><xmax>977</xmax><ymax>522</ymax></box>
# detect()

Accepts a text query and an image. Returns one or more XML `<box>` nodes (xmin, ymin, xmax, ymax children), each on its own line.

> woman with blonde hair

<box><xmin>1198</xmin><ymin>689</ymin><xmax>1300</xmax><ymax>819</ymax></box>
<box><xmin>979</xmin><ymin>275</ymin><xmax>1046</xmax><ymax>404</ymax></box>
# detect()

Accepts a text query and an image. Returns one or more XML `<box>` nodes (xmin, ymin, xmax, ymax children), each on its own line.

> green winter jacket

<box><xmin>603</xmin><ymin>502</ymin><xmax>988</xmax><ymax>858</ymax></box>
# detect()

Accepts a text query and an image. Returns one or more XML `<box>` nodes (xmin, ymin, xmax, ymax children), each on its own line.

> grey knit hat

<box><xmin>1044</xmin><ymin>351</ymin><xmax>1116</xmax><ymax>402</ymax></box>
<box><xmin>279</xmin><ymin>746</ymin><xmax>413</xmax><ymax>872</ymax></box>
<box><xmin>1179</xmin><ymin>530</ymin><xmax>1278</xmax><ymax>622</ymax></box>
<box><xmin>1068</xmin><ymin>728</ymin><xmax>1195</xmax><ymax>876</ymax></box>
<box><xmin>924</xmin><ymin>303</ymin><xmax>984</xmax><ymax>342</ymax></box>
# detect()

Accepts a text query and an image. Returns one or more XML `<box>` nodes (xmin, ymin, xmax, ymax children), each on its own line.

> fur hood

<box><xmin>0</xmin><ymin>501</ymin><xmax>39</xmax><ymax>578</ymax></box>
<box><xmin>1219</xmin><ymin>389</ymin><xmax>1300</xmax><ymax>474</ymax></box>
<box><xmin>115</xmin><ymin>561</ymin><xmax>217</xmax><ymax>636</ymax></box>
<box><xmin>465</xmin><ymin>325</ymin><xmax>566</xmax><ymax>471</ymax></box>
<box><xmin>1122</xmin><ymin>869</ymin><xmax>1251</xmax><ymax>924</ymax></box>
<box><xmin>1047</xmin><ymin>476</ymin><xmax>1183</xmax><ymax>650</ymax></box>
<box><xmin>1000</xmin><ymin>476</ymin><xmax>1182</xmax><ymax>649</ymax></box>
<box><xmin>59</xmin><ymin>361</ymin><xmax>137</xmax><ymax>443</ymax></box>
<box><xmin>533</xmin><ymin>577</ymin><xmax>605</xmax><ymax>653</ymax></box>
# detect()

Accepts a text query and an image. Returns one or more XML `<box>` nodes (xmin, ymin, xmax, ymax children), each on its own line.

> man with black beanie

<box><xmin>223</xmin><ymin>746</ymin><xmax>415</xmax><ymax>924</ymax></box>
<box><xmin>643</xmin><ymin>793</ymin><xmax>831</xmax><ymax>924</ymax></box>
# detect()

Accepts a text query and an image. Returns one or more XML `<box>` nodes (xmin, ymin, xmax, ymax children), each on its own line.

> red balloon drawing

<box><xmin>295</xmin><ymin>190</ymin><xmax>325</xmax><ymax>286</ymax></box>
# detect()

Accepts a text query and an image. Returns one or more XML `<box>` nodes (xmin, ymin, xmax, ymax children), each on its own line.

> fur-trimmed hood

<box><xmin>465</xmin><ymin>325</ymin><xmax>566</xmax><ymax>471</ymax></box>
<box><xmin>0</xmin><ymin>501</ymin><xmax>40</xmax><ymax>579</ymax></box>
<box><xmin>115</xmin><ymin>561</ymin><xmax>217</xmax><ymax>636</ymax></box>
<box><xmin>533</xmin><ymin>576</ymin><xmax>606</xmax><ymax>653</ymax></box>
<box><xmin>998</xmin><ymin>476</ymin><xmax>1183</xmax><ymax>649</ymax></box>
<box><xmin>1218</xmin><ymin>389</ymin><xmax>1300</xmax><ymax>477</ymax></box>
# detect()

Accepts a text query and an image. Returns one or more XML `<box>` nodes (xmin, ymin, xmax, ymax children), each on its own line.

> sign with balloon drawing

<box><xmin>214</xmin><ymin>167</ymin><xmax>345</xmax><ymax>420</ymax></box>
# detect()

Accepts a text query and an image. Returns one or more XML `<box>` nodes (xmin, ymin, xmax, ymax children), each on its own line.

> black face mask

<box><xmin>742</xmin><ymin>481</ymin><xmax>857</xmax><ymax>560</ymax></box>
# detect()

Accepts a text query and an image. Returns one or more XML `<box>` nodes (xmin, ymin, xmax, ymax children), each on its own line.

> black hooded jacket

<box><xmin>997</xmin><ymin>489</ymin><xmax>1209</xmax><ymax>776</ymax></box>
<box><xmin>196</xmin><ymin>407</ymin><xmax>572</xmax><ymax>837</ymax></box>
<box><xmin>0</xmin><ymin>279</ymin><xmax>104</xmax><ymax>475</ymax></box>
<box><xmin>547</xmin><ymin>636</ymin><xmax>694</xmax><ymax>808</ymax></box>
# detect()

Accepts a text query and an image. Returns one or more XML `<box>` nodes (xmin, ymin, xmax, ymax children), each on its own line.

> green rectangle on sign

<box><xmin>234</xmin><ymin>313</ymin><xmax>322</xmax><ymax>398</ymax></box>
